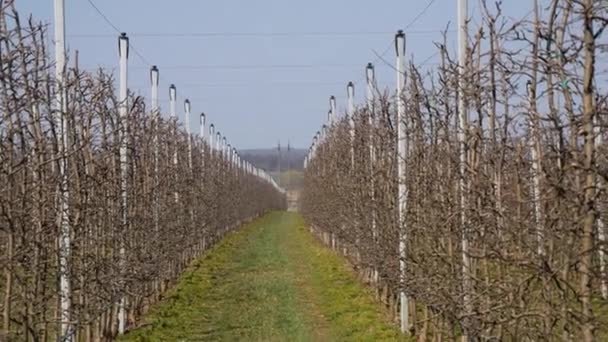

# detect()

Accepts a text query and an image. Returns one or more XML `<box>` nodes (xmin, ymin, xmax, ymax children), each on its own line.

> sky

<box><xmin>18</xmin><ymin>0</ymin><xmax>532</xmax><ymax>149</ymax></box>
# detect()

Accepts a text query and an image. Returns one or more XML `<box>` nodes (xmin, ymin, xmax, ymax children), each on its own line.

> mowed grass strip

<box><xmin>120</xmin><ymin>212</ymin><xmax>407</xmax><ymax>341</ymax></box>
<box><xmin>277</xmin><ymin>213</ymin><xmax>408</xmax><ymax>342</ymax></box>
<box><xmin>120</xmin><ymin>213</ymin><xmax>313</xmax><ymax>341</ymax></box>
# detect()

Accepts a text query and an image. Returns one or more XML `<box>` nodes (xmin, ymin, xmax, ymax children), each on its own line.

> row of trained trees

<box><xmin>0</xmin><ymin>3</ymin><xmax>286</xmax><ymax>341</ymax></box>
<box><xmin>301</xmin><ymin>0</ymin><xmax>608</xmax><ymax>340</ymax></box>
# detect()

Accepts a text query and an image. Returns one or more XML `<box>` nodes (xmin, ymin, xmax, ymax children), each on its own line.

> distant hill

<box><xmin>239</xmin><ymin>148</ymin><xmax>307</xmax><ymax>172</ymax></box>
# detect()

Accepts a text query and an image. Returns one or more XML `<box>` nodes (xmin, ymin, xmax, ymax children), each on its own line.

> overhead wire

<box><xmin>343</xmin><ymin>0</ymin><xmax>441</xmax><ymax>87</ymax></box>
<box><xmin>138</xmin><ymin>81</ymin><xmax>345</xmax><ymax>88</ymax></box>
<box><xmin>68</xmin><ymin>29</ymin><xmax>452</xmax><ymax>38</ymax></box>
<box><xmin>84</xmin><ymin>0</ymin><xmax>443</xmax><ymax>80</ymax></box>
<box><xmin>85</xmin><ymin>0</ymin><xmax>152</xmax><ymax>66</ymax></box>
<box><xmin>405</xmin><ymin>0</ymin><xmax>439</xmax><ymax>31</ymax></box>
<box><xmin>371</xmin><ymin>0</ymin><xmax>439</xmax><ymax>64</ymax></box>
<box><xmin>135</xmin><ymin>64</ymin><xmax>362</xmax><ymax>70</ymax></box>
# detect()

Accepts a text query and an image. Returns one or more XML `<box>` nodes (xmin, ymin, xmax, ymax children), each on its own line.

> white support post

<box><xmin>236</xmin><ymin>153</ymin><xmax>241</xmax><ymax>174</ymax></box>
<box><xmin>366</xmin><ymin>63</ymin><xmax>375</xmax><ymax>115</ymax></box>
<box><xmin>366</xmin><ymin>63</ymin><xmax>376</xmax><ymax>188</ymax></box>
<box><xmin>200</xmin><ymin>113</ymin><xmax>206</xmax><ymax>167</ymax></box>
<box><xmin>151</xmin><ymin>66</ymin><xmax>160</xmax><ymax>234</ymax></box>
<box><xmin>595</xmin><ymin>115</ymin><xmax>607</xmax><ymax>299</ymax></box>
<box><xmin>150</xmin><ymin>65</ymin><xmax>160</xmax><ymax>298</ymax></box>
<box><xmin>209</xmin><ymin>124</ymin><xmax>215</xmax><ymax>157</ymax></box>
<box><xmin>184</xmin><ymin>99</ymin><xmax>193</xmax><ymax>171</ymax></box>
<box><xmin>313</xmin><ymin>134</ymin><xmax>318</xmax><ymax>159</ymax></box>
<box><xmin>222</xmin><ymin>137</ymin><xmax>227</xmax><ymax>160</ymax></box>
<box><xmin>347</xmin><ymin>82</ymin><xmax>355</xmax><ymax>170</ymax></box>
<box><xmin>169</xmin><ymin>84</ymin><xmax>177</xmax><ymax>121</ymax></box>
<box><xmin>227</xmin><ymin>144</ymin><xmax>232</xmax><ymax>168</ymax></box>
<box><xmin>366</xmin><ymin>62</ymin><xmax>378</xmax><ymax>283</ymax></box>
<box><xmin>216</xmin><ymin>132</ymin><xmax>221</xmax><ymax>157</ymax></box>
<box><xmin>170</xmin><ymin>85</ymin><xmax>178</xmax><ymax>203</ymax></box>
<box><xmin>395</xmin><ymin>29</ymin><xmax>409</xmax><ymax>335</ymax></box>
<box><xmin>54</xmin><ymin>0</ymin><xmax>72</xmax><ymax>340</ymax></box>
<box><xmin>183</xmin><ymin>99</ymin><xmax>194</xmax><ymax>239</ymax></box>
<box><xmin>526</xmin><ymin>82</ymin><xmax>543</xmax><ymax>256</ymax></box>
<box><xmin>170</xmin><ymin>85</ymin><xmax>177</xmax><ymax>121</ymax></box>
<box><xmin>458</xmin><ymin>0</ymin><xmax>472</xmax><ymax>339</ymax></box>
<box><xmin>329</xmin><ymin>96</ymin><xmax>337</xmax><ymax>125</ymax></box>
<box><xmin>347</xmin><ymin>82</ymin><xmax>355</xmax><ymax>116</ymax></box>
<box><xmin>117</xmin><ymin>32</ymin><xmax>129</xmax><ymax>335</ymax></box>
<box><xmin>200</xmin><ymin>113</ymin><xmax>206</xmax><ymax>141</ymax></box>
<box><xmin>151</xmin><ymin>66</ymin><xmax>159</xmax><ymax>113</ymax></box>
<box><xmin>319</xmin><ymin>131</ymin><xmax>322</xmax><ymax>160</ymax></box>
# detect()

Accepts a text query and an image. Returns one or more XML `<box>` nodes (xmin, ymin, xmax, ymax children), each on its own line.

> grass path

<box><xmin>120</xmin><ymin>212</ymin><xmax>406</xmax><ymax>341</ymax></box>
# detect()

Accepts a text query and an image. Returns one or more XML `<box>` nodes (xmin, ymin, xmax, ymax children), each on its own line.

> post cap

<box><xmin>366</xmin><ymin>63</ymin><xmax>375</xmax><ymax>83</ymax></box>
<box><xmin>150</xmin><ymin>66</ymin><xmax>159</xmax><ymax>84</ymax></box>
<box><xmin>395</xmin><ymin>30</ymin><xmax>406</xmax><ymax>56</ymax></box>
<box><xmin>347</xmin><ymin>82</ymin><xmax>355</xmax><ymax>96</ymax></box>
<box><xmin>169</xmin><ymin>84</ymin><xmax>176</xmax><ymax>100</ymax></box>
<box><xmin>118</xmin><ymin>33</ymin><xmax>129</xmax><ymax>58</ymax></box>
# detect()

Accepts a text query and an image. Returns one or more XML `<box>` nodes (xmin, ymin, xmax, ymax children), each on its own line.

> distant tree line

<box><xmin>240</xmin><ymin>148</ymin><xmax>306</xmax><ymax>172</ymax></box>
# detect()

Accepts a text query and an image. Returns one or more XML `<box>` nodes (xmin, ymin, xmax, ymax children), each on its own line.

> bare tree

<box><xmin>0</xmin><ymin>5</ymin><xmax>286</xmax><ymax>341</ymax></box>
<box><xmin>302</xmin><ymin>0</ymin><xmax>608</xmax><ymax>339</ymax></box>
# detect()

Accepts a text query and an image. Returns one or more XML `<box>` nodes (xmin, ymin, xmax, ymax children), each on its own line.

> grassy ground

<box><xmin>271</xmin><ymin>170</ymin><xmax>303</xmax><ymax>190</ymax></box>
<box><xmin>120</xmin><ymin>212</ymin><xmax>407</xmax><ymax>341</ymax></box>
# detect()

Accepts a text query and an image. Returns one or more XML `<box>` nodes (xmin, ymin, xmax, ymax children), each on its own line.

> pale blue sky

<box><xmin>20</xmin><ymin>0</ymin><xmax>531</xmax><ymax>149</ymax></box>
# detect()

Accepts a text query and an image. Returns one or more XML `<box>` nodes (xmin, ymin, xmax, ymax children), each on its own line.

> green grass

<box><xmin>282</xmin><ymin>214</ymin><xmax>408</xmax><ymax>341</ymax></box>
<box><xmin>120</xmin><ymin>212</ymin><xmax>407</xmax><ymax>342</ymax></box>
<box><xmin>271</xmin><ymin>170</ymin><xmax>304</xmax><ymax>190</ymax></box>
